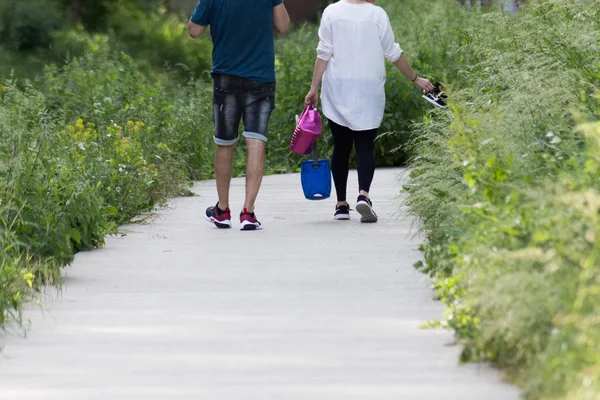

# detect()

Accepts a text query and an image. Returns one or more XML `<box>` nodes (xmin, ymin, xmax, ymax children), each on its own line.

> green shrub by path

<box><xmin>405</xmin><ymin>0</ymin><xmax>600</xmax><ymax>398</ymax></box>
<box><xmin>0</xmin><ymin>50</ymin><xmax>216</xmax><ymax>326</ymax></box>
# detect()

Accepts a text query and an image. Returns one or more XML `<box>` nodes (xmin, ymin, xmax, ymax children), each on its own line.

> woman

<box><xmin>305</xmin><ymin>0</ymin><xmax>434</xmax><ymax>223</ymax></box>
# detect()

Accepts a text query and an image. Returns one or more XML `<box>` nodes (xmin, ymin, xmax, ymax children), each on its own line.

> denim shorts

<box><xmin>212</xmin><ymin>74</ymin><xmax>276</xmax><ymax>146</ymax></box>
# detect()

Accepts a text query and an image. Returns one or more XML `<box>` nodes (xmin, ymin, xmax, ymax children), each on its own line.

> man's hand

<box><xmin>414</xmin><ymin>77</ymin><xmax>435</xmax><ymax>93</ymax></box>
<box><xmin>305</xmin><ymin>88</ymin><xmax>319</xmax><ymax>106</ymax></box>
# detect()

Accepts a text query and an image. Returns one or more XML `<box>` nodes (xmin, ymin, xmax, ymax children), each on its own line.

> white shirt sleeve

<box><xmin>317</xmin><ymin>10</ymin><xmax>333</xmax><ymax>61</ymax></box>
<box><xmin>379</xmin><ymin>11</ymin><xmax>402</xmax><ymax>62</ymax></box>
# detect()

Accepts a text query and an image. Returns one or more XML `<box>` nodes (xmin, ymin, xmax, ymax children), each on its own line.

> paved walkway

<box><xmin>0</xmin><ymin>169</ymin><xmax>520</xmax><ymax>400</ymax></box>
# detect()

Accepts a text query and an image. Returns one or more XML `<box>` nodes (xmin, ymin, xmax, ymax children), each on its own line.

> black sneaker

<box><xmin>205</xmin><ymin>203</ymin><xmax>232</xmax><ymax>229</ymax></box>
<box><xmin>356</xmin><ymin>195</ymin><xmax>378</xmax><ymax>223</ymax></box>
<box><xmin>422</xmin><ymin>82</ymin><xmax>448</xmax><ymax>109</ymax></box>
<box><xmin>334</xmin><ymin>204</ymin><xmax>351</xmax><ymax>220</ymax></box>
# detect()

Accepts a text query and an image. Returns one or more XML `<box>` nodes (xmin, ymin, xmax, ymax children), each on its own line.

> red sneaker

<box><xmin>205</xmin><ymin>203</ymin><xmax>232</xmax><ymax>229</ymax></box>
<box><xmin>240</xmin><ymin>208</ymin><xmax>262</xmax><ymax>231</ymax></box>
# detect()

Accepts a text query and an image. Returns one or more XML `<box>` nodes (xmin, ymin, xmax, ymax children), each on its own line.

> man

<box><xmin>189</xmin><ymin>0</ymin><xmax>290</xmax><ymax>231</ymax></box>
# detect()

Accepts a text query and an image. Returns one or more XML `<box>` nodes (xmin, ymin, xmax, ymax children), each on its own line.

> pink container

<box><xmin>290</xmin><ymin>105</ymin><xmax>322</xmax><ymax>155</ymax></box>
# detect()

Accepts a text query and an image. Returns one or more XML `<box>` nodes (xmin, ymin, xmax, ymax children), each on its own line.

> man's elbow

<box><xmin>188</xmin><ymin>21</ymin><xmax>205</xmax><ymax>38</ymax></box>
<box><xmin>275</xmin><ymin>21</ymin><xmax>291</xmax><ymax>35</ymax></box>
<box><xmin>276</xmin><ymin>26</ymin><xmax>290</xmax><ymax>35</ymax></box>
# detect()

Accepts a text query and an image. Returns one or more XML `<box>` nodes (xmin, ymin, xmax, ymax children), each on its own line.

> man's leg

<box><xmin>243</xmin><ymin>138</ymin><xmax>265</xmax><ymax>212</ymax></box>
<box><xmin>241</xmin><ymin>81</ymin><xmax>275</xmax><ymax>216</ymax></box>
<box><xmin>215</xmin><ymin>144</ymin><xmax>235</xmax><ymax>210</ymax></box>
<box><xmin>207</xmin><ymin>74</ymin><xmax>243</xmax><ymax>228</ymax></box>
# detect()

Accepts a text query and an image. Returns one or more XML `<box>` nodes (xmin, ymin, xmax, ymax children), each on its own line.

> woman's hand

<box><xmin>305</xmin><ymin>88</ymin><xmax>319</xmax><ymax>107</ymax></box>
<box><xmin>414</xmin><ymin>77</ymin><xmax>435</xmax><ymax>93</ymax></box>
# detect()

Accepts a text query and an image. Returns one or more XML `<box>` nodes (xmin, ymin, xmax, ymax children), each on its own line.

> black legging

<box><xmin>329</xmin><ymin>119</ymin><xmax>377</xmax><ymax>203</ymax></box>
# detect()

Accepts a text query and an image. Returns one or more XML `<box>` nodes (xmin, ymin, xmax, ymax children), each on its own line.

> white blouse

<box><xmin>317</xmin><ymin>1</ymin><xmax>403</xmax><ymax>131</ymax></box>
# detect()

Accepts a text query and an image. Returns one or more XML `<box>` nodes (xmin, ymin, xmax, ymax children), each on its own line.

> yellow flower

<box><xmin>157</xmin><ymin>143</ymin><xmax>170</xmax><ymax>152</ymax></box>
<box><xmin>23</xmin><ymin>272</ymin><xmax>35</xmax><ymax>288</ymax></box>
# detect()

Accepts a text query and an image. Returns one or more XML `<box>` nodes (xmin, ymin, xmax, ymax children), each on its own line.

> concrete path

<box><xmin>0</xmin><ymin>169</ymin><xmax>520</xmax><ymax>400</ymax></box>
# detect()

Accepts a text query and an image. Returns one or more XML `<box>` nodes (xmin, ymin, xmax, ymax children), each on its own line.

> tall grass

<box><xmin>405</xmin><ymin>0</ymin><xmax>600</xmax><ymax>397</ymax></box>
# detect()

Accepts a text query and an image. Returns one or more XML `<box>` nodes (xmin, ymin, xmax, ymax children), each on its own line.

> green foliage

<box><xmin>0</xmin><ymin>50</ymin><xmax>215</xmax><ymax>325</ymax></box>
<box><xmin>0</xmin><ymin>0</ymin><xmax>213</xmax><ymax>82</ymax></box>
<box><xmin>107</xmin><ymin>4</ymin><xmax>212</xmax><ymax>79</ymax></box>
<box><xmin>0</xmin><ymin>0</ymin><xmax>64</xmax><ymax>51</ymax></box>
<box><xmin>405</xmin><ymin>0</ymin><xmax>600</xmax><ymax>398</ymax></box>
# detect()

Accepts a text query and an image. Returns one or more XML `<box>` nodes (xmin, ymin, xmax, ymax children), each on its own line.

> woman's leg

<box><xmin>353</xmin><ymin>129</ymin><xmax>378</xmax><ymax>197</ymax></box>
<box><xmin>329</xmin><ymin>119</ymin><xmax>354</xmax><ymax>205</ymax></box>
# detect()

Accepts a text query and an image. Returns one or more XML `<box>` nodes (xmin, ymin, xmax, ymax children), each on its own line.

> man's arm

<box><xmin>189</xmin><ymin>0</ymin><xmax>210</xmax><ymax>38</ymax></box>
<box><xmin>273</xmin><ymin>3</ymin><xmax>290</xmax><ymax>35</ymax></box>
<box><xmin>188</xmin><ymin>21</ymin><xmax>207</xmax><ymax>38</ymax></box>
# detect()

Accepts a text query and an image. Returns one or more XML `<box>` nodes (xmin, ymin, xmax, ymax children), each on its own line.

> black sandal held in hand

<box><xmin>422</xmin><ymin>82</ymin><xmax>448</xmax><ymax>109</ymax></box>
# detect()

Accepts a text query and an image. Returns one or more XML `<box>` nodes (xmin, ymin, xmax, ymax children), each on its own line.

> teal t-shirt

<box><xmin>191</xmin><ymin>0</ymin><xmax>283</xmax><ymax>83</ymax></box>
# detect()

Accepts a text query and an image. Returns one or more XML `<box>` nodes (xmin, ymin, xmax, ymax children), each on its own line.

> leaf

<box><xmin>465</xmin><ymin>173</ymin><xmax>477</xmax><ymax>188</ymax></box>
<box><xmin>70</xmin><ymin>228</ymin><xmax>82</xmax><ymax>245</ymax></box>
<box><xmin>106</xmin><ymin>206</ymin><xmax>118</xmax><ymax>216</ymax></box>
<box><xmin>495</xmin><ymin>168</ymin><xmax>508</xmax><ymax>182</ymax></box>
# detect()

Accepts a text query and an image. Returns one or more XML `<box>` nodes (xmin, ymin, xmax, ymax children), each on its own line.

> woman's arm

<box><xmin>380</xmin><ymin>11</ymin><xmax>434</xmax><ymax>93</ymax></box>
<box><xmin>393</xmin><ymin>55</ymin><xmax>434</xmax><ymax>93</ymax></box>
<box><xmin>305</xmin><ymin>58</ymin><xmax>328</xmax><ymax>106</ymax></box>
<box><xmin>305</xmin><ymin>9</ymin><xmax>332</xmax><ymax>106</ymax></box>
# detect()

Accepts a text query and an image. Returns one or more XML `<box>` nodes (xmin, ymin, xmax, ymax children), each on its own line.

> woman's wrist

<box><xmin>411</xmin><ymin>73</ymin><xmax>418</xmax><ymax>82</ymax></box>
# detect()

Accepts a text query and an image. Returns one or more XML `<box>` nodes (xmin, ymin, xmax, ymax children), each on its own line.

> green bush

<box><xmin>0</xmin><ymin>0</ymin><xmax>212</xmax><ymax>83</ymax></box>
<box><xmin>0</xmin><ymin>49</ymin><xmax>216</xmax><ymax>325</ymax></box>
<box><xmin>0</xmin><ymin>0</ymin><xmax>64</xmax><ymax>51</ymax></box>
<box><xmin>107</xmin><ymin>4</ymin><xmax>213</xmax><ymax>79</ymax></box>
<box><xmin>405</xmin><ymin>0</ymin><xmax>600</xmax><ymax>397</ymax></box>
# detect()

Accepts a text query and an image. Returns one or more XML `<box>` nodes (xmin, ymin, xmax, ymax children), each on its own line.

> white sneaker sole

<box><xmin>422</xmin><ymin>95</ymin><xmax>447</xmax><ymax>109</ymax></box>
<box><xmin>241</xmin><ymin>220</ymin><xmax>262</xmax><ymax>231</ymax></box>
<box><xmin>356</xmin><ymin>201</ymin><xmax>378</xmax><ymax>223</ymax></box>
<box><xmin>205</xmin><ymin>215</ymin><xmax>232</xmax><ymax>229</ymax></box>
<box><xmin>334</xmin><ymin>214</ymin><xmax>350</xmax><ymax>221</ymax></box>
